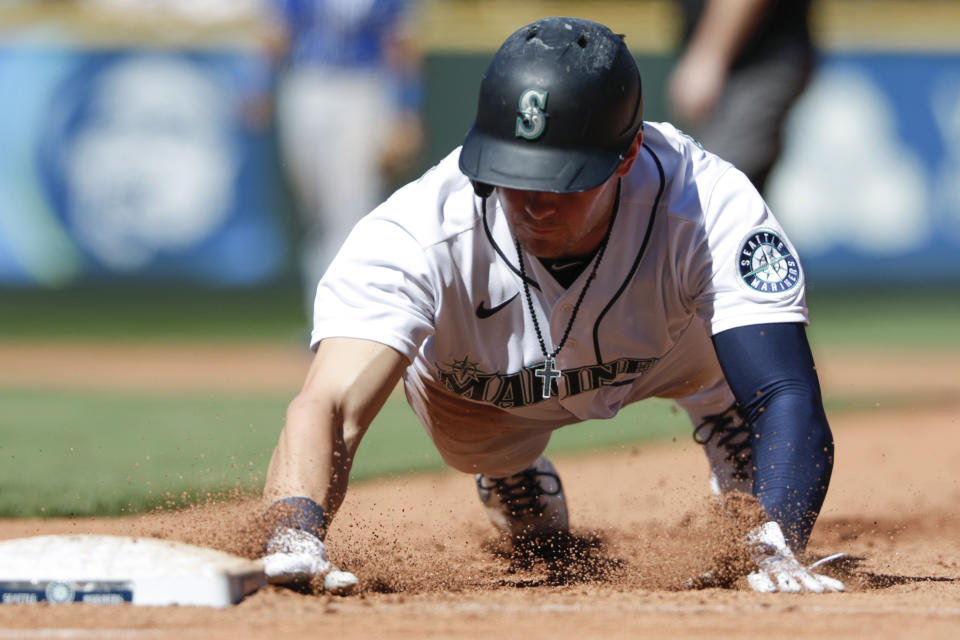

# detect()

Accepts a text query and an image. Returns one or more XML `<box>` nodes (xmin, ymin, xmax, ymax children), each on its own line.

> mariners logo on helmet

<box><xmin>738</xmin><ymin>230</ymin><xmax>801</xmax><ymax>293</ymax></box>
<box><xmin>459</xmin><ymin>17</ymin><xmax>643</xmax><ymax>193</ymax></box>
<box><xmin>516</xmin><ymin>89</ymin><xmax>548</xmax><ymax>140</ymax></box>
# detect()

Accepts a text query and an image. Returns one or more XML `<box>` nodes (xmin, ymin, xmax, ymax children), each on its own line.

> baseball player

<box><xmin>264</xmin><ymin>0</ymin><xmax>424</xmax><ymax>312</ymax></box>
<box><xmin>259</xmin><ymin>17</ymin><xmax>844</xmax><ymax>595</ymax></box>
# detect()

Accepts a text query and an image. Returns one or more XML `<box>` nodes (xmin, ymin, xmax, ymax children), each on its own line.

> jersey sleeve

<box><xmin>310</xmin><ymin>214</ymin><xmax>435</xmax><ymax>362</ymax></box>
<box><xmin>686</xmin><ymin>166</ymin><xmax>808</xmax><ymax>335</ymax></box>
<box><xmin>713</xmin><ymin>322</ymin><xmax>834</xmax><ymax>551</ymax></box>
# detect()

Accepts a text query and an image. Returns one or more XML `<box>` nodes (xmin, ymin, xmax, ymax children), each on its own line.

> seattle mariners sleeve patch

<box><xmin>737</xmin><ymin>229</ymin><xmax>801</xmax><ymax>293</ymax></box>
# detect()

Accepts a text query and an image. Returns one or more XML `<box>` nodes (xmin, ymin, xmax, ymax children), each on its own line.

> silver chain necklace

<box><xmin>514</xmin><ymin>203</ymin><xmax>616</xmax><ymax>400</ymax></box>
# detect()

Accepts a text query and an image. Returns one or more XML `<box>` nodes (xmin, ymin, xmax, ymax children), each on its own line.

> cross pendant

<box><xmin>534</xmin><ymin>356</ymin><xmax>561</xmax><ymax>399</ymax></box>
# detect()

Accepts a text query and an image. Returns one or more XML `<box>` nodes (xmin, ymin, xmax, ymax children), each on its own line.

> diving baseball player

<box><xmin>259</xmin><ymin>17</ymin><xmax>844</xmax><ymax>595</ymax></box>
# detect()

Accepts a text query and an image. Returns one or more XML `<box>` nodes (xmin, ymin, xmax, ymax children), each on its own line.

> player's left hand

<box><xmin>262</xmin><ymin>527</ymin><xmax>359</xmax><ymax>595</ymax></box>
<box><xmin>746</xmin><ymin>521</ymin><xmax>846</xmax><ymax>593</ymax></box>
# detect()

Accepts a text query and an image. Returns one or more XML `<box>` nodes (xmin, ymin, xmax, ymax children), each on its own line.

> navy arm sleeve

<box><xmin>712</xmin><ymin>322</ymin><xmax>834</xmax><ymax>552</ymax></box>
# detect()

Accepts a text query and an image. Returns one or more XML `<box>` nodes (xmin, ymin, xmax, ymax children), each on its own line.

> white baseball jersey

<box><xmin>312</xmin><ymin>122</ymin><xmax>807</xmax><ymax>476</ymax></box>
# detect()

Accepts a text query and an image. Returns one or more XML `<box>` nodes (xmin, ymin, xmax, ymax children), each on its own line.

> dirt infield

<box><xmin>0</xmin><ymin>344</ymin><xmax>958</xmax><ymax>638</ymax></box>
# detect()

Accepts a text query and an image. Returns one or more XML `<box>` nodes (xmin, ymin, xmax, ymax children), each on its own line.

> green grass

<box><xmin>0</xmin><ymin>386</ymin><xmax>694</xmax><ymax>518</ymax></box>
<box><xmin>1</xmin><ymin>286</ymin><xmax>957</xmax><ymax>517</ymax></box>
<box><xmin>0</xmin><ymin>387</ymin><xmax>432</xmax><ymax>517</ymax></box>
<box><xmin>805</xmin><ymin>288</ymin><xmax>960</xmax><ymax>347</ymax></box>
<box><xmin>2</xmin><ymin>286</ymin><xmax>958</xmax><ymax>346</ymax></box>
<box><xmin>0</xmin><ymin>388</ymin><xmax>284</xmax><ymax>517</ymax></box>
<box><xmin>0</xmin><ymin>285</ymin><xmax>308</xmax><ymax>343</ymax></box>
<box><xmin>1</xmin><ymin>382</ymin><xmax>922</xmax><ymax>518</ymax></box>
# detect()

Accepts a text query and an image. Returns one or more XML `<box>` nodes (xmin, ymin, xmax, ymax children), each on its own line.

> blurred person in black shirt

<box><xmin>668</xmin><ymin>0</ymin><xmax>815</xmax><ymax>194</ymax></box>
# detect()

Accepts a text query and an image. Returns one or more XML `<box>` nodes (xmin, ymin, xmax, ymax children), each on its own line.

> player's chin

<box><xmin>516</xmin><ymin>234</ymin><xmax>568</xmax><ymax>259</ymax></box>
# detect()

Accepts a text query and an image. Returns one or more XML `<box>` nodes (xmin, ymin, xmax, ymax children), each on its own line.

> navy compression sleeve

<box><xmin>711</xmin><ymin>322</ymin><xmax>834</xmax><ymax>551</ymax></box>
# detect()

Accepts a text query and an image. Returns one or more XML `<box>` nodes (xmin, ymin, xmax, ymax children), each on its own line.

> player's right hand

<box><xmin>262</xmin><ymin>527</ymin><xmax>359</xmax><ymax>595</ymax></box>
<box><xmin>746</xmin><ymin>521</ymin><xmax>845</xmax><ymax>593</ymax></box>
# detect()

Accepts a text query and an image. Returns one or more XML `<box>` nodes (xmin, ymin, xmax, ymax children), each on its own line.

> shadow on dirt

<box><xmin>828</xmin><ymin>555</ymin><xmax>959</xmax><ymax>590</ymax></box>
<box><xmin>484</xmin><ymin>531</ymin><xmax>626</xmax><ymax>587</ymax></box>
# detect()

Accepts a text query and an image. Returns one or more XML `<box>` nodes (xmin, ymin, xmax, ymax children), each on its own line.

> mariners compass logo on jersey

<box><xmin>738</xmin><ymin>230</ymin><xmax>801</xmax><ymax>293</ymax></box>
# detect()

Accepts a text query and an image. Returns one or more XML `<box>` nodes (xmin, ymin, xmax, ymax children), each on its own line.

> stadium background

<box><xmin>1</xmin><ymin>3</ymin><xmax>959</xmax><ymax>637</ymax></box>
<box><xmin>0</xmin><ymin>0</ymin><xmax>957</xmax><ymax>526</ymax></box>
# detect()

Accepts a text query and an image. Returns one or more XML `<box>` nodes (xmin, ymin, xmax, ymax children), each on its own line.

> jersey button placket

<box><xmin>550</xmin><ymin>301</ymin><xmax>578</xmax><ymax>380</ymax></box>
<box><xmin>547</xmin><ymin>304</ymin><xmax>568</xmax><ymax>353</ymax></box>
<box><xmin>555</xmin><ymin>303</ymin><xmax>577</xmax><ymax>350</ymax></box>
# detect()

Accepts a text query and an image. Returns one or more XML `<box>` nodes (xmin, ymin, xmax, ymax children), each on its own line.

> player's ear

<box><xmin>613</xmin><ymin>128</ymin><xmax>643</xmax><ymax>178</ymax></box>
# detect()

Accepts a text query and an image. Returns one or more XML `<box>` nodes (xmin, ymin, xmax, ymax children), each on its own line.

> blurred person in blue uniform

<box><xmin>667</xmin><ymin>0</ymin><xmax>815</xmax><ymax>194</ymax></box>
<box><xmin>264</xmin><ymin>0</ymin><xmax>424</xmax><ymax>310</ymax></box>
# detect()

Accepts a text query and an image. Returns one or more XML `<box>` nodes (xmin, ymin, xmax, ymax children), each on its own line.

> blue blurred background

<box><xmin>0</xmin><ymin>0</ymin><xmax>958</xmax><ymax>290</ymax></box>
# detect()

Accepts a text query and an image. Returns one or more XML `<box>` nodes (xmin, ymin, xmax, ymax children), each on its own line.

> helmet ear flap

<box><xmin>471</xmin><ymin>180</ymin><xmax>494</xmax><ymax>198</ymax></box>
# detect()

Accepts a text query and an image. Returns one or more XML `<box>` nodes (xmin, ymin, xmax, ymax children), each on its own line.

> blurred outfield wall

<box><xmin>0</xmin><ymin>0</ymin><xmax>958</xmax><ymax>288</ymax></box>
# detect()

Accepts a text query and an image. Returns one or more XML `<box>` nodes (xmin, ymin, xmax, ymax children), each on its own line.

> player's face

<box><xmin>498</xmin><ymin>180</ymin><xmax>620</xmax><ymax>259</ymax></box>
<box><xmin>498</xmin><ymin>132</ymin><xmax>643</xmax><ymax>259</ymax></box>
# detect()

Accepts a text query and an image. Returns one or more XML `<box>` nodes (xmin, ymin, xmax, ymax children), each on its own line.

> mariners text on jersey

<box><xmin>437</xmin><ymin>355</ymin><xmax>660</xmax><ymax>409</ymax></box>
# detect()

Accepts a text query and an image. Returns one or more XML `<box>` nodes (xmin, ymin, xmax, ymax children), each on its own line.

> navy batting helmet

<box><xmin>459</xmin><ymin>17</ymin><xmax>643</xmax><ymax>196</ymax></box>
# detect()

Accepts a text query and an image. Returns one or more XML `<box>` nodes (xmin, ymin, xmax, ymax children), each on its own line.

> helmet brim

<box><xmin>459</xmin><ymin>125</ymin><xmax>625</xmax><ymax>194</ymax></box>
